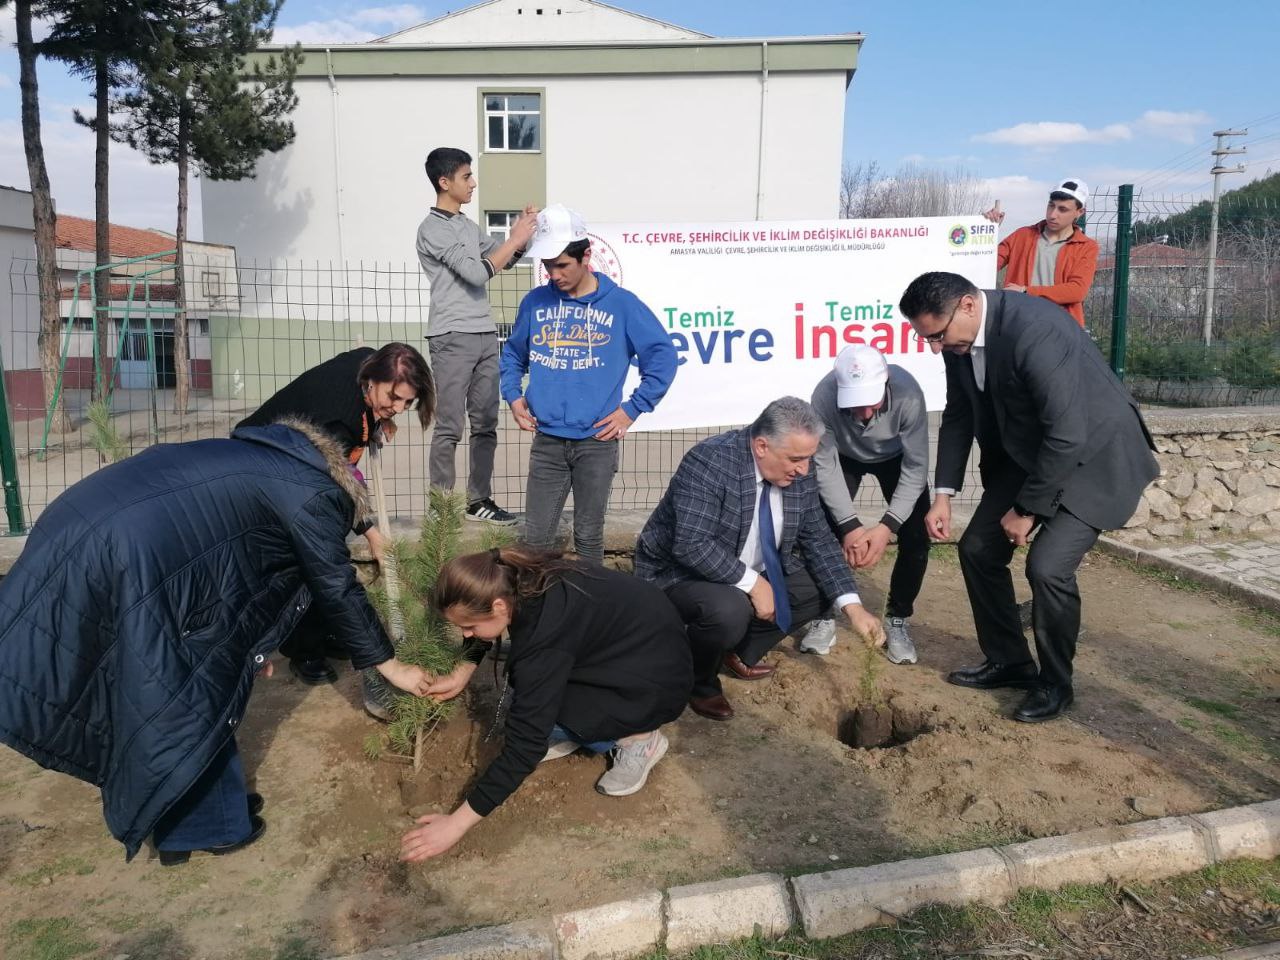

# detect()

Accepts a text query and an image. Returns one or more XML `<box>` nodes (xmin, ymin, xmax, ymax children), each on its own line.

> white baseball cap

<box><xmin>1052</xmin><ymin>178</ymin><xmax>1089</xmax><ymax>207</ymax></box>
<box><xmin>834</xmin><ymin>345</ymin><xmax>889</xmax><ymax>408</ymax></box>
<box><xmin>527</xmin><ymin>203</ymin><xmax>589</xmax><ymax>260</ymax></box>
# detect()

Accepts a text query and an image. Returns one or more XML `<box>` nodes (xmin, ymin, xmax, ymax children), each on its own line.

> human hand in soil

<box><xmin>400</xmin><ymin>802</ymin><xmax>483</xmax><ymax>862</ymax></box>
<box><xmin>1000</xmin><ymin>509</ymin><xmax>1035</xmax><ymax>547</ymax></box>
<box><xmin>747</xmin><ymin>575</ymin><xmax>776</xmax><ymax>622</ymax></box>
<box><xmin>848</xmin><ymin>523</ymin><xmax>892</xmax><ymax>569</ymax></box>
<box><xmin>925</xmin><ymin>495</ymin><xmax>952</xmax><ymax>541</ymax></box>
<box><xmin>843</xmin><ymin>603</ymin><xmax>886</xmax><ymax>648</ymax></box>
<box><xmin>376</xmin><ymin>659</ymin><xmax>432</xmax><ymax>696</ymax></box>
<box><xmin>424</xmin><ymin>661</ymin><xmax>477</xmax><ymax>702</ymax></box>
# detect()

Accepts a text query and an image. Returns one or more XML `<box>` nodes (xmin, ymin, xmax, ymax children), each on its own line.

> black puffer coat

<box><xmin>0</xmin><ymin>420</ymin><xmax>393</xmax><ymax>859</ymax></box>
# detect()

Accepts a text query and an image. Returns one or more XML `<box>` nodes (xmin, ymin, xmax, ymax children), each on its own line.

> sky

<box><xmin>1</xmin><ymin>0</ymin><xmax>1278</xmax><ymax>240</ymax></box>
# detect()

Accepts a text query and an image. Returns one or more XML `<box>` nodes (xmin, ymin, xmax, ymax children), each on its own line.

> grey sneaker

<box><xmin>798</xmin><ymin>618</ymin><xmax>837</xmax><ymax>655</ymax></box>
<box><xmin>542</xmin><ymin>739</ymin><xmax>579</xmax><ymax>763</ymax></box>
<box><xmin>362</xmin><ymin>668</ymin><xmax>395</xmax><ymax>722</ymax></box>
<box><xmin>884</xmin><ymin>617</ymin><xmax>918</xmax><ymax>665</ymax></box>
<box><xmin>595</xmin><ymin>731</ymin><xmax>669</xmax><ymax>797</ymax></box>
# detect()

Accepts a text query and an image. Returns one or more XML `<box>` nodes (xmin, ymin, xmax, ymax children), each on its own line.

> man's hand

<box><xmin>425</xmin><ymin>661</ymin><xmax>477</xmax><ymax>703</ymax></box>
<box><xmin>1003</xmin><ymin>283</ymin><xmax>1027</xmax><ymax>293</ymax></box>
<box><xmin>593</xmin><ymin>406</ymin><xmax>633</xmax><ymax>441</ymax></box>
<box><xmin>841</xmin><ymin>528</ymin><xmax>868</xmax><ymax>568</ymax></box>
<box><xmin>511</xmin><ymin>397</ymin><xmax>538</xmax><ymax>432</ymax></box>
<box><xmin>747</xmin><ymin>576</ymin><xmax>775</xmax><ymax>623</ymax></box>
<box><xmin>983</xmin><ymin>201</ymin><xmax>1005</xmax><ymax>225</ymax></box>
<box><xmin>511</xmin><ymin>207</ymin><xmax>538</xmax><ymax>247</ymax></box>
<box><xmin>849</xmin><ymin>523</ymin><xmax>892</xmax><ymax>569</ymax></box>
<box><xmin>376</xmin><ymin>659</ymin><xmax>432</xmax><ymax>696</ymax></box>
<box><xmin>400</xmin><ymin>803</ymin><xmax>483</xmax><ymax>863</ymax></box>
<box><xmin>1000</xmin><ymin>509</ymin><xmax>1036</xmax><ymax>547</ymax></box>
<box><xmin>842</xmin><ymin>603</ymin><xmax>886</xmax><ymax>648</ymax></box>
<box><xmin>925</xmin><ymin>494</ymin><xmax>952</xmax><ymax>541</ymax></box>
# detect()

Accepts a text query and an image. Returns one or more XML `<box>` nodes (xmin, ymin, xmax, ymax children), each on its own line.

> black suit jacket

<box><xmin>934</xmin><ymin>291</ymin><xmax>1158</xmax><ymax>531</ymax></box>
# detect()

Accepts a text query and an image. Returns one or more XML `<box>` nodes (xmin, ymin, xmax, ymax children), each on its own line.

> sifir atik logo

<box><xmin>949</xmin><ymin>225</ymin><xmax>968</xmax><ymax>247</ymax></box>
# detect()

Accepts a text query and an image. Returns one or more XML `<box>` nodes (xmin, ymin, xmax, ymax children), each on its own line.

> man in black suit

<box><xmin>635</xmin><ymin>397</ymin><xmax>885</xmax><ymax>721</ymax></box>
<box><xmin>899</xmin><ymin>272</ymin><xmax>1157</xmax><ymax>722</ymax></box>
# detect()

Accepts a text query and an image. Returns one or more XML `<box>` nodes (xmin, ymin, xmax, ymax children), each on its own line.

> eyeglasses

<box><xmin>912</xmin><ymin>297</ymin><xmax>966</xmax><ymax>344</ymax></box>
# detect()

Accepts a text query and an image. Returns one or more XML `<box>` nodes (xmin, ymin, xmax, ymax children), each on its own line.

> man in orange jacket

<box><xmin>984</xmin><ymin>178</ymin><xmax>1099</xmax><ymax>328</ymax></box>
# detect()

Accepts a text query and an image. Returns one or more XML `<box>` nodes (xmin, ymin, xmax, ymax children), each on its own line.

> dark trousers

<box><xmin>836</xmin><ymin>453</ymin><xmax>932</xmax><ymax>618</ymax></box>
<box><xmin>152</xmin><ymin>738</ymin><xmax>252</xmax><ymax>851</ymax></box>
<box><xmin>957</xmin><ymin>460</ymin><xmax>1100</xmax><ymax>691</ymax></box>
<box><xmin>522</xmin><ymin>434</ymin><xmax>619</xmax><ymax>565</ymax></box>
<box><xmin>665</xmin><ymin>569</ymin><xmax>824</xmax><ymax>699</ymax></box>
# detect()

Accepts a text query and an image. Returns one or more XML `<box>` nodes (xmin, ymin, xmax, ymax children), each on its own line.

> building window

<box><xmin>485</xmin><ymin>93</ymin><xmax>541</xmax><ymax>152</ymax></box>
<box><xmin>486</xmin><ymin>211</ymin><xmax>531</xmax><ymax>261</ymax></box>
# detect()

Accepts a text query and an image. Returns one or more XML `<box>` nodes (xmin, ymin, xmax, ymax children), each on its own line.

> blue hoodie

<box><xmin>500</xmin><ymin>273</ymin><xmax>678</xmax><ymax>440</ymax></box>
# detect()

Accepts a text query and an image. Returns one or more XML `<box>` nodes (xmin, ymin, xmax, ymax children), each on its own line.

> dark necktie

<box><xmin>758</xmin><ymin>481</ymin><xmax>792</xmax><ymax>635</ymax></box>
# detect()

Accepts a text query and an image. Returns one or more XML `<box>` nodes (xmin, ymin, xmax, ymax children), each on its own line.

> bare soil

<box><xmin>3</xmin><ymin>549</ymin><xmax>1279</xmax><ymax>960</ymax></box>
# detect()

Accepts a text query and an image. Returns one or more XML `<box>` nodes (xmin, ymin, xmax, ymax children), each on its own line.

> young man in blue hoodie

<box><xmin>501</xmin><ymin>205</ymin><xmax>677</xmax><ymax>564</ymax></box>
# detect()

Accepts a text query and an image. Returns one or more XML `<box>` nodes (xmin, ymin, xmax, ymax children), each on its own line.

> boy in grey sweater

<box><xmin>807</xmin><ymin>345</ymin><xmax>932</xmax><ymax>664</ymax></box>
<box><xmin>416</xmin><ymin>147</ymin><xmax>537</xmax><ymax>524</ymax></box>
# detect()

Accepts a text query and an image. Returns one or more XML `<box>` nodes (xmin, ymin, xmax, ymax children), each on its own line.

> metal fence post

<box><xmin>1109</xmin><ymin>184</ymin><xmax>1134</xmax><ymax>379</ymax></box>
<box><xmin>0</xmin><ymin>342</ymin><xmax>27</xmax><ymax>535</ymax></box>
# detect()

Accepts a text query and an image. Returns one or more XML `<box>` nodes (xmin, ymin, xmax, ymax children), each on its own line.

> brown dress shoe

<box><xmin>723</xmin><ymin>652</ymin><xmax>776</xmax><ymax>681</ymax></box>
<box><xmin>688</xmin><ymin>693</ymin><xmax>735</xmax><ymax>721</ymax></box>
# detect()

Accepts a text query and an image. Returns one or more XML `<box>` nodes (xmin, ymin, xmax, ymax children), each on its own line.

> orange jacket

<box><xmin>997</xmin><ymin>221</ymin><xmax>1099</xmax><ymax>327</ymax></box>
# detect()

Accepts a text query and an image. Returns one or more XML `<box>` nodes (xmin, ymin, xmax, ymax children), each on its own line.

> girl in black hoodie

<box><xmin>399</xmin><ymin>546</ymin><xmax>692</xmax><ymax>862</ymax></box>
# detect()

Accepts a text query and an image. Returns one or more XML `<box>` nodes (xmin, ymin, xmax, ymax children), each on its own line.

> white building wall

<box><xmin>203</xmin><ymin>69</ymin><xmax>846</xmax><ymax>267</ymax></box>
<box><xmin>0</xmin><ymin>186</ymin><xmax>38</xmax><ymax>371</ymax></box>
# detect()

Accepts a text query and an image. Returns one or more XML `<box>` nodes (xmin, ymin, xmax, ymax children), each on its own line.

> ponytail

<box><xmin>431</xmin><ymin>545</ymin><xmax>581</xmax><ymax>619</ymax></box>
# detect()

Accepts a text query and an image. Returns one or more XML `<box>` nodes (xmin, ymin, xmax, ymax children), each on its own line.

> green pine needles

<box><xmin>363</xmin><ymin>489</ymin><xmax>513</xmax><ymax>771</ymax></box>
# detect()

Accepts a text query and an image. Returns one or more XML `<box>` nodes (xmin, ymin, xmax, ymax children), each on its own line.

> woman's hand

<box><xmin>378</xmin><ymin>419</ymin><xmax>398</xmax><ymax>442</ymax></box>
<box><xmin>425</xmin><ymin>661</ymin><xmax>477</xmax><ymax>703</ymax></box>
<box><xmin>376</xmin><ymin>658</ymin><xmax>432</xmax><ymax>696</ymax></box>
<box><xmin>400</xmin><ymin>803</ymin><xmax>483</xmax><ymax>862</ymax></box>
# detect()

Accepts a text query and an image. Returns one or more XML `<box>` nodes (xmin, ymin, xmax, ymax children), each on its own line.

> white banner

<box><xmin>538</xmin><ymin>215</ymin><xmax>998</xmax><ymax>431</ymax></box>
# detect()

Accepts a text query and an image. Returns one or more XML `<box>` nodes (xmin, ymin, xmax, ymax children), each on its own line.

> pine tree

<box><xmin>109</xmin><ymin>0</ymin><xmax>299</xmax><ymax>412</ymax></box>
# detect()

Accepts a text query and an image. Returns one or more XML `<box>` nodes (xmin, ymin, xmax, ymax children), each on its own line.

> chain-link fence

<box><xmin>1084</xmin><ymin>188</ymin><xmax>1280</xmax><ymax>406</ymax></box>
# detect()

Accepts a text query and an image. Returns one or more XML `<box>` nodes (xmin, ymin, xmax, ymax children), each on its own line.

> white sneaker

<box><xmin>541</xmin><ymin>739</ymin><xmax>579</xmax><ymax>763</ymax></box>
<box><xmin>884</xmin><ymin>617</ymin><xmax>918</xmax><ymax>665</ymax></box>
<box><xmin>799</xmin><ymin>618</ymin><xmax>837</xmax><ymax>655</ymax></box>
<box><xmin>595</xmin><ymin>731</ymin><xmax>669</xmax><ymax>797</ymax></box>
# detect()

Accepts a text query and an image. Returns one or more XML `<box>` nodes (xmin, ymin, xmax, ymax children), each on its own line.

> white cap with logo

<box><xmin>527</xmin><ymin>203</ymin><xmax>590</xmax><ymax>260</ymax></box>
<box><xmin>1052</xmin><ymin>178</ymin><xmax>1089</xmax><ymax>207</ymax></box>
<box><xmin>834</xmin><ymin>344</ymin><xmax>889</xmax><ymax>408</ymax></box>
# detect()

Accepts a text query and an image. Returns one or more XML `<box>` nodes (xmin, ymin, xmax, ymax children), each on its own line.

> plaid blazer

<box><xmin>635</xmin><ymin>428</ymin><xmax>857</xmax><ymax>602</ymax></box>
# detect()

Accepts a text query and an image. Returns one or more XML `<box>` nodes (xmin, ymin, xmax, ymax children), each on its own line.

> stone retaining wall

<box><xmin>1120</xmin><ymin>407</ymin><xmax>1280</xmax><ymax>541</ymax></box>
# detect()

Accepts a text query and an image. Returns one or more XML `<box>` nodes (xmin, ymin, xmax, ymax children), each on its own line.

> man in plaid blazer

<box><xmin>636</xmin><ymin>397</ymin><xmax>886</xmax><ymax>721</ymax></box>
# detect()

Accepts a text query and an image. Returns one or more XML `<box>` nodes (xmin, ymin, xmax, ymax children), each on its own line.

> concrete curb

<box><xmin>1095</xmin><ymin>534</ymin><xmax>1280</xmax><ymax>616</ymax></box>
<box><xmin>326</xmin><ymin>799</ymin><xmax>1280</xmax><ymax>959</ymax></box>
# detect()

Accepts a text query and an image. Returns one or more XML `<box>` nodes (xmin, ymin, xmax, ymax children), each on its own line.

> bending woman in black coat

<box><xmin>399</xmin><ymin>546</ymin><xmax>694</xmax><ymax>862</ymax></box>
<box><xmin>237</xmin><ymin>342</ymin><xmax>435</xmax><ymax>691</ymax></box>
<box><xmin>0</xmin><ymin>420</ymin><xmax>435</xmax><ymax>864</ymax></box>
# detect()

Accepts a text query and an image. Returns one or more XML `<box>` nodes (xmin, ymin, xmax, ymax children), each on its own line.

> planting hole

<box><xmin>837</xmin><ymin>704</ymin><xmax>931</xmax><ymax>750</ymax></box>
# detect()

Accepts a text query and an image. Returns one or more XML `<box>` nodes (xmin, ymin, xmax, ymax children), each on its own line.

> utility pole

<box><xmin>1203</xmin><ymin>129</ymin><xmax>1247</xmax><ymax>345</ymax></box>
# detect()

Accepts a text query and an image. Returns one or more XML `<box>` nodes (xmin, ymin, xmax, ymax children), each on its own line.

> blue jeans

<box><xmin>152</xmin><ymin>738</ymin><xmax>252</xmax><ymax>851</ymax></box>
<box><xmin>522</xmin><ymin>434</ymin><xmax>619</xmax><ymax>565</ymax></box>
<box><xmin>551</xmin><ymin>723</ymin><xmax>615</xmax><ymax>755</ymax></box>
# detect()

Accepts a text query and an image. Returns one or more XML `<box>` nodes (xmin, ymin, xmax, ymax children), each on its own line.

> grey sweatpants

<box><xmin>426</xmin><ymin>332</ymin><xmax>499</xmax><ymax>503</ymax></box>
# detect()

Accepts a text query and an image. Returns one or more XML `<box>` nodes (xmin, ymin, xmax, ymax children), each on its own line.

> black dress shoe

<box><xmin>247</xmin><ymin>792</ymin><xmax>264</xmax><ymax>817</ymax></box>
<box><xmin>946</xmin><ymin>659</ymin><xmax>1040</xmax><ymax>690</ymax></box>
<box><xmin>1013</xmin><ymin>686</ymin><xmax>1074</xmax><ymax>723</ymax></box>
<box><xmin>289</xmin><ymin>657</ymin><xmax>338</xmax><ymax>685</ymax></box>
<box><xmin>159</xmin><ymin>814</ymin><xmax>267</xmax><ymax>866</ymax></box>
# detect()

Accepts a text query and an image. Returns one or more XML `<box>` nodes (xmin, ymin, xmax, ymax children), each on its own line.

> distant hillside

<box><xmin>1134</xmin><ymin>171</ymin><xmax>1280</xmax><ymax>245</ymax></box>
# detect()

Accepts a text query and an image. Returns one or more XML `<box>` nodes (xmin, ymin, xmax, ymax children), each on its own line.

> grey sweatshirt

<box><xmin>811</xmin><ymin>364</ymin><xmax>930</xmax><ymax>534</ymax></box>
<box><xmin>415</xmin><ymin>207</ymin><xmax>501</xmax><ymax>335</ymax></box>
